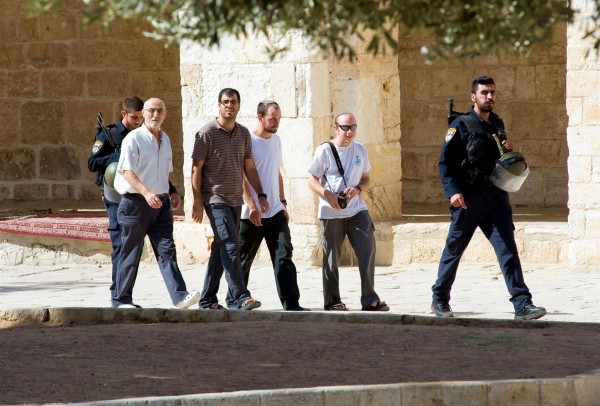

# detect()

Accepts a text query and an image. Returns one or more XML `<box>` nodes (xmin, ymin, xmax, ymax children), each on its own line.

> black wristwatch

<box><xmin>355</xmin><ymin>185</ymin><xmax>362</xmax><ymax>193</ymax></box>
<box><xmin>257</xmin><ymin>193</ymin><xmax>267</xmax><ymax>199</ymax></box>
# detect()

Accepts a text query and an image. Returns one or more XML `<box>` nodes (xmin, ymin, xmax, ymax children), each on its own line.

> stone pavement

<box><xmin>1</xmin><ymin>261</ymin><xmax>599</xmax><ymax>322</ymax></box>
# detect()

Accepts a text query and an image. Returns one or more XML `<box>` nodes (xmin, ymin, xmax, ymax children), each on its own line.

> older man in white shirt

<box><xmin>113</xmin><ymin>97</ymin><xmax>199</xmax><ymax>309</ymax></box>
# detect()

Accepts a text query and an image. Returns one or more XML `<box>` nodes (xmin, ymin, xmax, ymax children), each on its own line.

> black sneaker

<box><xmin>514</xmin><ymin>304</ymin><xmax>547</xmax><ymax>321</ymax></box>
<box><xmin>431</xmin><ymin>302</ymin><xmax>454</xmax><ymax>318</ymax></box>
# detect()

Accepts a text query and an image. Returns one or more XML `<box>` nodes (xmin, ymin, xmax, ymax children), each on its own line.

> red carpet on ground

<box><xmin>0</xmin><ymin>212</ymin><xmax>110</xmax><ymax>241</ymax></box>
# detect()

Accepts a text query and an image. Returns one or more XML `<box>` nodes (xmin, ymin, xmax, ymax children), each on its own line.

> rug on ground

<box><xmin>0</xmin><ymin>212</ymin><xmax>110</xmax><ymax>241</ymax></box>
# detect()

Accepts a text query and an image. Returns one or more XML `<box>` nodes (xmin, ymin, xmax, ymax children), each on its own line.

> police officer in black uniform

<box><xmin>88</xmin><ymin>96</ymin><xmax>144</xmax><ymax>302</ymax></box>
<box><xmin>431</xmin><ymin>76</ymin><xmax>546</xmax><ymax>321</ymax></box>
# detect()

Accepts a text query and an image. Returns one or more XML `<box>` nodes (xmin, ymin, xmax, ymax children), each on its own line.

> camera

<box><xmin>337</xmin><ymin>192</ymin><xmax>347</xmax><ymax>209</ymax></box>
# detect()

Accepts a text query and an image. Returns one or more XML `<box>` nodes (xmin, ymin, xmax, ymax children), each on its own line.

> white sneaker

<box><xmin>117</xmin><ymin>303</ymin><xmax>138</xmax><ymax>309</ymax></box>
<box><xmin>176</xmin><ymin>290</ymin><xmax>201</xmax><ymax>309</ymax></box>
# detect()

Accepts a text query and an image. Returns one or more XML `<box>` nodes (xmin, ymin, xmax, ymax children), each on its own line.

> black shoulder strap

<box><xmin>326</xmin><ymin>141</ymin><xmax>347</xmax><ymax>187</ymax></box>
<box><xmin>106</xmin><ymin>125</ymin><xmax>124</xmax><ymax>150</ymax></box>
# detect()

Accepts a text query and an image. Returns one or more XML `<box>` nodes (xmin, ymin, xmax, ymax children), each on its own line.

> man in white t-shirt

<box><xmin>308</xmin><ymin>113</ymin><xmax>389</xmax><ymax>312</ymax></box>
<box><xmin>225</xmin><ymin>100</ymin><xmax>307</xmax><ymax>311</ymax></box>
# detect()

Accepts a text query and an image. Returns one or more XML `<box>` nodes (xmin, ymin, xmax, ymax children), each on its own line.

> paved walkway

<box><xmin>1</xmin><ymin>261</ymin><xmax>598</xmax><ymax>322</ymax></box>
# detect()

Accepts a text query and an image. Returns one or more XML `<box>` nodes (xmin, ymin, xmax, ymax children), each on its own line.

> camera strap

<box><xmin>326</xmin><ymin>141</ymin><xmax>348</xmax><ymax>188</ymax></box>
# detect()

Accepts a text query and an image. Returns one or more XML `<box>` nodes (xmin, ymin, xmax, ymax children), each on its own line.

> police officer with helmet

<box><xmin>431</xmin><ymin>76</ymin><xmax>546</xmax><ymax>321</ymax></box>
<box><xmin>88</xmin><ymin>96</ymin><xmax>144</xmax><ymax>302</ymax></box>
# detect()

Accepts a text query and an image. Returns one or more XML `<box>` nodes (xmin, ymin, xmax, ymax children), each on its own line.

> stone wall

<box><xmin>398</xmin><ymin>28</ymin><xmax>569</xmax><ymax>208</ymax></box>
<box><xmin>566</xmin><ymin>0</ymin><xmax>600</xmax><ymax>273</ymax></box>
<box><xmin>0</xmin><ymin>2</ymin><xmax>182</xmax><ymax>201</ymax></box>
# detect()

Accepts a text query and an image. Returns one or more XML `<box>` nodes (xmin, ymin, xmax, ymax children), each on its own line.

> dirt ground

<box><xmin>1</xmin><ymin>320</ymin><xmax>599</xmax><ymax>405</ymax></box>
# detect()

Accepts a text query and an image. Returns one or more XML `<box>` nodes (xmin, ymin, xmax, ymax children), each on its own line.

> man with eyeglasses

<box><xmin>88</xmin><ymin>96</ymin><xmax>144</xmax><ymax>302</ymax></box>
<box><xmin>112</xmin><ymin>97</ymin><xmax>200</xmax><ymax>309</ymax></box>
<box><xmin>224</xmin><ymin>100</ymin><xmax>308</xmax><ymax>311</ymax></box>
<box><xmin>191</xmin><ymin>88</ymin><xmax>268</xmax><ymax>310</ymax></box>
<box><xmin>308</xmin><ymin>113</ymin><xmax>389</xmax><ymax>312</ymax></box>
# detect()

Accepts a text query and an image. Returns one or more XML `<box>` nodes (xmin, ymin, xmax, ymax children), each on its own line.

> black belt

<box><xmin>125</xmin><ymin>193</ymin><xmax>169</xmax><ymax>199</ymax></box>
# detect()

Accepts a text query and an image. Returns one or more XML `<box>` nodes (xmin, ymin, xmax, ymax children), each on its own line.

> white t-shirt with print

<box><xmin>308</xmin><ymin>141</ymin><xmax>371</xmax><ymax>219</ymax></box>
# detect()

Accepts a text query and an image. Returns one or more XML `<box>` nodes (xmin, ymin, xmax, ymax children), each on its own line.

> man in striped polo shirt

<box><xmin>191</xmin><ymin>88</ymin><xmax>269</xmax><ymax>310</ymax></box>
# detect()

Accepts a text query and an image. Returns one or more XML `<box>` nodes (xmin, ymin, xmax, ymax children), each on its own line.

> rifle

<box><xmin>447</xmin><ymin>98</ymin><xmax>466</xmax><ymax>126</ymax></box>
<box><xmin>96</xmin><ymin>112</ymin><xmax>119</xmax><ymax>151</ymax></box>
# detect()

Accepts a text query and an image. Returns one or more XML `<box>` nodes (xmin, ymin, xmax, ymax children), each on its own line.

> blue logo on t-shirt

<box><xmin>354</xmin><ymin>155</ymin><xmax>361</xmax><ymax>166</ymax></box>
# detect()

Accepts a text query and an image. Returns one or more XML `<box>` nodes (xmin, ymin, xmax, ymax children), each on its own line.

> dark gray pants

<box><xmin>112</xmin><ymin>194</ymin><xmax>189</xmax><ymax>307</ymax></box>
<box><xmin>200</xmin><ymin>203</ymin><xmax>252</xmax><ymax>308</ymax></box>
<box><xmin>320</xmin><ymin>210</ymin><xmax>379</xmax><ymax>309</ymax></box>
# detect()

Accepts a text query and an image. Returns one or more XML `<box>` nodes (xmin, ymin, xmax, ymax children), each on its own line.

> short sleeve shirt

<box><xmin>191</xmin><ymin>119</ymin><xmax>253</xmax><ymax>206</ymax></box>
<box><xmin>308</xmin><ymin>140</ymin><xmax>371</xmax><ymax>219</ymax></box>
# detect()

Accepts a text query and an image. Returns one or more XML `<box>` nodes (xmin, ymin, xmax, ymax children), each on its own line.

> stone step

<box><xmin>0</xmin><ymin>205</ymin><xmax>568</xmax><ymax>267</ymax></box>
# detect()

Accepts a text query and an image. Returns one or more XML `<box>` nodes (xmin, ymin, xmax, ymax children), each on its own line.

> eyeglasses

<box><xmin>144</xmin><ymin>108</ymin><xmax>164</xmax><ymax>115</ymax></box>
<box><xmin>337</xmin><ymin>124</ymin><xmax>357</xmax><ymax>132</ymax></box>
<box><xmin>220</xmin><ymin>99</ymin><xmax>239</xmax><ymax>106</ymax></box>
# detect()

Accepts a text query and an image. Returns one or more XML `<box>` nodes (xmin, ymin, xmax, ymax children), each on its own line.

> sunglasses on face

<box><xmin>337</xmin><ymin>124</ymin><xmax>357</xmax><ymax>132</ymax></box>
<box><xmin>220</xmin><ymin>100</ymin><xmax>239</xmax><ymax>106</ymax></box>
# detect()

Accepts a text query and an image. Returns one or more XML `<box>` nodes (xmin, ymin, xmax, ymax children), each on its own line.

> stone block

<box><xmin>41</xmin><ymin>71</ymin><xmax>85</xmax><ymax>98</ymax></box>
<box><xmin>538</xmin><ymin>379</ymin><xmax>576</xmax><ymax>406</ymax></box>
<box><xmin>400</xmin><ymin>102</ymin><xmax>445</xmax><ymax>147</ymax></box>
<box><xmin>39</xmin><ymin>147</ymin><xmax>81</xmax><ymax>180</ymax></box>
<box><xmin>279</xmin><ymin>118</ymin><xmax>317</xmax><ymax>178</ymax></box>
<box><xmin>38</xmin><ymin>12</ymin><xmax>78</xmax><ymax>40</ymax></box>
<box><xmin>0</xmin><ymin>149</ymin><xmax>36</xmax><ymax>181</ymax></box>
<box><xmin>272</xmin><ymin>63</ymin><xmax>297</xmax><ymax>117</ymax></box>
<box><xmin>180</xmin><ymin>65</ymin><xmax>204</xmax><ymax>118</ymax></box>
<box><xmin>160</xmin><ymin>45</ymin><xmax>180</xmax><ymax>69</ymax></box>
<box><xmin>566</xmin><ymin>70</ymin><xmax>600</xmax><ymax>98</ymax></box>
<box><xmin>367</xmin><ymin>181</ymin><xmax>402</xmax><ymax>221</ymax></box>
<box><xmin>79</xmin><ymin>183</ymin><xmax>103</xmax><ymax>200</ymax></box>
<box><xmin>51</xmin><ymin>184</ymin><xmax>75</xmax><ymax>200</ymax></box>
<box><xmin>567</xmin><ymin>155</ymin><xmax>591</xmax><ymax>183</ymax></box>
<box><xmin>13</xmin><ymin>184</ymin><xmax>50</xmax><ymax>201</ymax></box>
<box><xmin>571</xmin><ymin>370</ymin><xmax>600</xmax><ymax>406</ymax></box>
<box><xmin>0</xmin><ymin>101</ymin><xmax>20</xmax><ymax>145</ymax></box>
<box><xmin>65</xmin><ymin>101</ymin><xmax>111</xmax><ymax>147</ymax></box>
<box><xmin>87</xmin><ymin>71</ymin><xmax>130</xmax><ymax>98</ymax></box>
<box><xmin>487</xmin><ymin>380</ymin><xmax>539</xmax><ymax>405</ymax></box>
<box><xmin>21</xmin><ymin>101</ymin><xmax>65</xmax><ymax>144</ymax></box>
<box><xmin>261</xmin><ymin>390</ymin><xmax>323</xmax><ymax>406</ymax></box>
<box><xmin>582</xmin><ymin>97</ymin><xmax>600</xmax><ymax>124</ymax></box>
<box><xmin>0</xmin><ymin>43</ymin><xmax>25</xmax><ymax>69</ymax></box>
<box><xmin>536</xmin><ymin>65</ymin><xmax>567</xmax><ymax>100</ymax></box>
<box><xmin>369</xmin><ymin>142</ymin><xmax>402</xmax><ymax>183</ymax></box>
<box><xmin>515</xmin><ymin>67</ymin><xmax>536</xmax><ymax>99</ymax></box>
<box><xmin>26</xmin><ymin>43</ymin><xmax>68</xmax><ymax>69</ymax></box>
<box><xmin>297</xmin><ymin>62</ymin><xmax>330</xmax><ymax>118</ymax></box>
<box><xmin>199</xmin><ymin>64</ymin><xmax>270</xmax><ymax>119</ymax></box>
<box><xmin>520</xmin><ymin>140</ymin><xmax>567</xmax><ymax>167</ymax></box>
<box><xmin>0</xmin><ymin>16</ymin><xmax>17</xmax><ymax>41</ymax></box>
<box><xmin>129</xmin><ymin>71</ymin><xmax>157</xmax><ymax>99</ymax></box>
<box><xmin>288</xmin><ymin>178</ymin><xmax>318</xmax><ymax>225</ymax></box>
<box><xmin>569</xmin><ymin>240</ymin><xmax>600</xmax><ymax>265</ymax></box>
<box><xmin>8</xmin><ymin>71</ymin><xmax>40</xmax><ymax>97</ymax></box>
<box><xmin>412</xmin><ymin>239</ymin><xmax>444</xmax><ymax>263</ymax></box>
<box><xmin>155</xmin><ymin>71</ymin><xmax>184</xmax><ymax>101</ymax></box>
<box><xmin>71</xmin><ymin>41</ymin><xmax>115</xmax><ymax>67</ymax></box>
<box><xmin>401</xmin><ymin>150</ymin><xmax>426</xmax><ymax>181</ymax></box>
<box><xmin>568</xmin><ymin>184</ymin><xmax>600</xmax><ymax>209</ymax></box>
<box><xmin>526</xmin><ymin>241</ymin><xmax>559</xmax><ymax>263</ymax></box>
<box><xmin>442</xmin><ymin>382</ymin><xmax>488</xmax><ymax>406</ymax></box>
<box><xmin>400</xmin><ymin>383</ymin><xmax>444</xmax><ymax>406</ymax></box>
<box><xmin>567</xmin><ymin>126</ymin><xmax>600</xmax><ymax>156</ymax></box>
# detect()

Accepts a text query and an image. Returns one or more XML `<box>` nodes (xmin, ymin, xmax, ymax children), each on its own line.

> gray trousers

<box><xmin>320</xmin><ymin>210</ymin><xmax>379</xmax><ymax>309</ymax></box>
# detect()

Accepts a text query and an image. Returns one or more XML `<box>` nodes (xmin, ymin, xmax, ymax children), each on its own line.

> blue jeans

<box><xmin>201</xmin><ymin>203</ymin><xmax>252</xmax><ymax>308</ymax></box>
<box><xmin>225</xmin><ymin>210</ymin><xmax>300</xmax><ymax>309</ymax></box>
<box><xmin>103</xmin><ymin>198</ymin><xmax>122</xmax><ymax>299</ymax></box>
<box><xmin>432</xmin><ymin>187</ymin><xmax>533</xmax><ymax>312</ymax></box>
<box><xmin>112</xmin><ymin>194</ymin><xmax>189</xmax><ymax>307</ymax></box>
